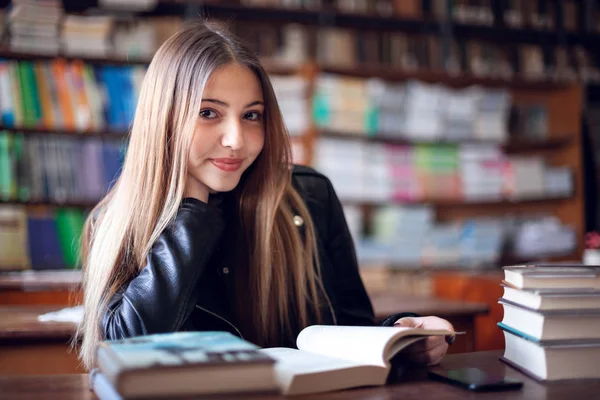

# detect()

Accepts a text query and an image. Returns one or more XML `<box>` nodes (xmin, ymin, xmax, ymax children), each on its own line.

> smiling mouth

<box><xmin>210</xmin><ymin>158</ymin><xmax>244</xmax><ymax>172</ymax></box>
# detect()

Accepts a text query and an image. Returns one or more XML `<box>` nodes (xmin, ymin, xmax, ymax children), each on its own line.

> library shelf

<box><xmin>320</xmin><ymin>65</ymin><xmax>570</xmax><ymax>89</ymax></box>
<box><xmin>363</xmin><ymin>251</ymin><xmax>579</xmax><ymax>273</ymax></box>
<box><xmin>452</xmin><ymin>23</ymin><xmax>559</xmax><ymax>45</ymax></box>
<box><xmin>0</xmin><ymin>199</ymin><xmax>98</xmax><ymax>209</ymax></box>
<box><xmin>0</xmin><ymin>48</ymin><xmax>302</xmax><ymax>77</ymax></box>
<box><xmin>341</xmin><ymin>195</ymin><xmax>574</xmax><ymax>209</ymax></box>
<box><xmin>1</xmin><ymin>194</ymin><xmax>573</xmax><ymax>212</ymax></box>
<box><xmin>0</xmin><ymin>48</ymin><xmax>150</xmax><ymax>66</ymax></box>
<box><xmin>319</xmin><ymin>129</ymin><xmax>573</xmax><ymax>152</ymax></box>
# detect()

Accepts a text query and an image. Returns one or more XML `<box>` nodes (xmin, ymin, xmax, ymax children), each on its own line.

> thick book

<box><xmin>499</xmin><ymin>323</ymin><xmax>600</xmax><ymax>381</ymax></box>
<box><xmin>501</xmin><ymin>283</ymin><xmax>600</xmax><ymax>311</ymax></box>
<box><xmin>502</xmin><ymin>265</ymin><xmax>600</xmax><ymax>289</ymax></box>
<box><xmin>499</xmin><ymin>298</ymin><xmax>600</xmax><ymax>341</ymax></box>
<box><xmin>95</xmin><ymin>331</ymin><xmax>278</xmax><ymax>399</ymax></box>
<box><xmin>261</xmin><ymin>325</ymin><xmax>455</xmax><ymax>396</ymax></box>
<box><xmin>90</xmin><ymin>369</ymin><xmax>123</xmax><ymax>400</ymax></box>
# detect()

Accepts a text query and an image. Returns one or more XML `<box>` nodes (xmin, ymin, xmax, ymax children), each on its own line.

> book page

<box><xmin>296</xmin><ymin>325</ymin><xmax>448</xmax><ymax>368</ymax></box>
<box><xmin>261</xmin><ymin>348</ymin><xmax>387</xmax><ymax>396</ymax></box>
<box><xmin>262</xmin><ymin>348</ymin><xmax>364</xmax><ymax>375</ymax></box>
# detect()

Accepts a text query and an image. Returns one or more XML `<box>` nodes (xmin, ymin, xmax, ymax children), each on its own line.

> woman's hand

<box><xmin>394</xmin><ymin>316</ymin><xmax>455</xmax><ymax>366</ymax></box>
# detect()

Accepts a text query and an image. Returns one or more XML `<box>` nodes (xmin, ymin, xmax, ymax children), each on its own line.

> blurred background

<box><xmin>0</xmin><ymin>0</ymin><xmax>599</xmax><ymax>353</ymax></box>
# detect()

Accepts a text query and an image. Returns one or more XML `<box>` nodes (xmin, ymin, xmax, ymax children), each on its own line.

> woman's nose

<box><xmin>221</xmin><ymin>120</ymin><xmax>244</xmax><ymax>150</ymax></box>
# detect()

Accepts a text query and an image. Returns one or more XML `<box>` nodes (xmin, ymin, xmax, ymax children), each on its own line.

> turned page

<box><xmin>296</xmin><ymin>325</ymin><xmax>446</xmax><ymax>368</ymax></box>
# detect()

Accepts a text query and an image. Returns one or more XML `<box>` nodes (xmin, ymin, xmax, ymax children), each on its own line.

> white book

<box><xmin>502</xmin><ymin>284</ymin><xmax>600</xmax><ymax>311</ymax></box>
<box><xmin>262</xmin><ymin>325</ymin><xmax>454</xmax><ymax>396</ymax></box>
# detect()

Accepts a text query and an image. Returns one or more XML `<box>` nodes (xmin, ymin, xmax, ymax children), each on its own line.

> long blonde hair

<box><xmin>76</xmin><ymin>22</ymin><xmax>325</xmax><ymax>369</ymax></box>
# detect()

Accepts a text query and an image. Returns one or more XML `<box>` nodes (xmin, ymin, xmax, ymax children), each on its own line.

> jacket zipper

<box><xmin>195</xmin><ymin>305</ymin><xmax>244</xmax><ymax>339</ymax></box>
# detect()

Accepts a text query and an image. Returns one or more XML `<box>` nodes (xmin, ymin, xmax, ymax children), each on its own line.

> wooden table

<box><xmin>0</xmin><ymin>305</ymin><xmax>84</xmax><ymax>375</ymax></box>
<box><xmin>1</xmin><ymin>351</ymin><xmax>597</xmax><ymax>399</ymax></box>
<box><xmin>370</xmin><ymin>292</ymin><xmax>488</xmax><ymax>353</ymax></box>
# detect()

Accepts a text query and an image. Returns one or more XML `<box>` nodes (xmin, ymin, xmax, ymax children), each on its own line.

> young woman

<box><xmin>77</xmin><ymin>22</ymin><xmax>454</xmax><ymax>370</ymax></box>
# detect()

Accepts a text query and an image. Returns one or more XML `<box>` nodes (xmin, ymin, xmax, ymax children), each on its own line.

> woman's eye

<box><xmin>199</xmin><ymin>109</ymin><xmax>217</xmax><ymax>119</ymax></box>
<box><xmin>244</xmin><ymin>111</ymin><xmax>262</xmax><ymax>121</ymax></box>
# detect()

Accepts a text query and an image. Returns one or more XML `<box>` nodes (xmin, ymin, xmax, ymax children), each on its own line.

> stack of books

<box><xmin>312</xmin><ymin>75</ymin><xmax>511</xmax><ymax>142</ymax></box>
<box><xmin>313</xmin><ymin>137</ymin><xmax>574</xmax><ymax>204</ymax></box>
<box><xmin>7</xmin><ymin>0</ymin><xmax>62</xmax><ymax>55</ymax></box>
<box><xmin>498</xmin><ymin>264</ymin><xmax>600</xmax><ymax>381</ymax></box>
<box><xmin>269</xmin><ymin>75</ymin><xmax>310</xmax><ymax>137</ymax></box>
<box><xmin>62</xmin><ymin>15</ymin><xmax>114</xmax><ymax>58</ymax></box>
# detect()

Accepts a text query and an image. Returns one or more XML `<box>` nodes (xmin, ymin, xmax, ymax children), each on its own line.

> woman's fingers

<box><xmin>403</xmin><ymin>336</ymin><xmax>445</xmax><ymax>354</ymax></box>
<box><xmin>393</xmin><ymin>317</ymin><xmax>424</xmax><ymax>329</ymax></box>
<box><xmin>406</xmin><ymin>340</ymin><xmax>449</xmax><ymax>366</ymax></box>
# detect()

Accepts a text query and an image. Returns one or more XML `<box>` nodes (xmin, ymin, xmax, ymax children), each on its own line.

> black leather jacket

<box><xmin>102</xmin><ymin>166</ymin><xmax>413</xmax><ymax>346</ymax></box>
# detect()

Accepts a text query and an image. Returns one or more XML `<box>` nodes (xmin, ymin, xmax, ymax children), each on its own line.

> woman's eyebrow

<box><xmin>202</xmin><ymin>99</ymin><xmax>264</xmax><ymax>108</ymax></box>
<box><xmin>202</xmin><ymin>98</ymin><xmax>228</xmax><ymax>107</ymax></box>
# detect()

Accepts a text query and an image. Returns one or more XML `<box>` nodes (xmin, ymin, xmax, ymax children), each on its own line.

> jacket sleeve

<box><xmin>102</xmin><ymin>198</ymin><xmax>225</xmax><ymax>340</ymax></box>
<box><xmin>323</xmin><ymin>179</ymin><xmax>419</xmax><ymax>327</ymax></box>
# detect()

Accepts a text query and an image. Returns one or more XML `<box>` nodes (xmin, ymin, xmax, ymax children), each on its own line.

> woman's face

<box><xmin>187</xmin><ymin>63</ymin><xmax>265</xmax><ymax>196</ymax></box>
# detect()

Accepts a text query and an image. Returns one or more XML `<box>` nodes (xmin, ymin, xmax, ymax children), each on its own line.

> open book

<box><xmin>262</xmin><ymin>325</ymin><xmax>455</xmax><ymax>396</ymax></box>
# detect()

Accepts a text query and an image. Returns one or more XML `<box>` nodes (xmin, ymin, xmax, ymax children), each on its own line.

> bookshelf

<box><xmin>0</xmin><ymin>0</ymin><xmax>593</xmax><ymax>351</ymax></box>
<box><xmin>0</xmin><ymin>48</ymin><xmax>150</xmax><ymax>66</ymax></box>
<box><xmin>0</xmin><ymin>0</ymin><xmax>586</xmax><ymax>268</ymax></box>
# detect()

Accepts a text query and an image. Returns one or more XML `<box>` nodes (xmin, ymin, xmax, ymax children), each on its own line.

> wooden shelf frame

<box><xmin>341</xmin><ymin>194</ymin><xmax>575</xmax><ymax>209</ymax></box>
<box><xmin>319</xmin><ymin>129</ymin><xmax>574</xmax><ymax>152</ymax></box>
<box><xmin>0</xmin><ymin>125</ymin><xmax>128</xmax><ymax>139</ymax></box>
<box><xmin>0</xmin><ymin>200</ymin><xmax>98</xmax><ymax>209</ymax></box>
<box><xmin>0</xmin><ymin>49</ymin><xmax>575</xmax><ymax>90</ymax></box>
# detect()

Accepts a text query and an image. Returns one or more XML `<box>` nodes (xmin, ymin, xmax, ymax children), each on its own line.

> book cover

<box><xmin>99</xmin><ymin>331</ymin><xmax>270</xmax><ymax>371</ymax></box>
<box><xmin>96</xmin><ymin>331</ymin><xmax>277</xmax><ymax>399</ymax></box>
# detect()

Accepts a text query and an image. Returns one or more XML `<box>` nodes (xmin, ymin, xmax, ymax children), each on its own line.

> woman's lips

<box><xmin>210</xmin><ymin>158</ymin><xmax>244</xmax><ymax>172</ymax></box>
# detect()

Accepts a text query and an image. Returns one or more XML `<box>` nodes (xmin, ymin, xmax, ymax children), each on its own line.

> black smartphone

<box><xmin>428</xmin><ymin>367</ymin><xmax>524</xmax><ymax>392</ymax></box>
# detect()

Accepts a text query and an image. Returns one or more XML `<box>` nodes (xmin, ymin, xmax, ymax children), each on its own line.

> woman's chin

<box><xmin>206</xmin><ymin>179</ymin><xmax>239</xmax><ymax>194</ymax></box>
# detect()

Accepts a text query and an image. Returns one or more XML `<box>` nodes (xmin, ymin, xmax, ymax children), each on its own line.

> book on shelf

<box><xmin>343</xmin><ymin>199</ymin><xmax>574</xmax><ymax>269</ymax></box>
<box><xmin>0</xmin><ymin>206</ymin><xmax>30</xmax><ymax>270</ymax></box>
<box><xmin>220</xmin><ymin>6</ymin><xmax>600</xmax><ymax>83</ymax></box>
<box><xmin>62</xmin><ymin>15</ymin><xmax>114</xmax><ymax>58</ymax></box>
<box><xmin>0</xmin><ymin>132</ymin><xmax>123</xmax><ymax>205</ymax></box>
<box><xmin>91</xmin><ymin>326</ymin><xmax>455</xmax><ymax>398</ymax></box>
<box><xmin>0</xmin><ymin>205</ymin><xmax>86</xmax><ymax>271</ymax></box>
<box><xmin>7</xmin><ymin>0</ymin><xmax>63</xmax><ymax>55</ymax></box>
<box><xmin>313</xmin><ymin>136</ymin><xmax>573</xmax><ymax>204</ymax></box>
